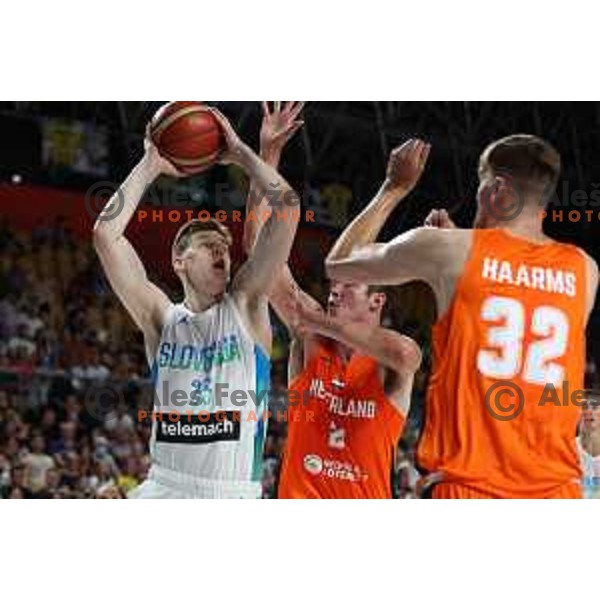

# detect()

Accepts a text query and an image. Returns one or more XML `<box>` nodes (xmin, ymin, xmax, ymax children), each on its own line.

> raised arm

<box><xmin>241</xmin><ymin>101</ymin><xmax>324</xmax><ymax>337</ymax></box>
<box><xmin>92</xmin><ymin>126</ymin><xmax>177</xmax><ymax>352</ymax></box>
<box><xmin>207</xmin><ymin>108</ymin><xmax>301</xmax><ymax>302</ymax></box>
<box><xmin>325</xmin><ymin>139</ymin><xmax>471</xmax><ymax>293</ymax></box>
<box><xmin>242</xmin><ymin>101</ymin><xmax>304</xmax><ymax>255</ymax></box>
<box><xmin>325</xmin><ymin>139</ymin><xmax>431</xmax><ymax>268</ymax></box>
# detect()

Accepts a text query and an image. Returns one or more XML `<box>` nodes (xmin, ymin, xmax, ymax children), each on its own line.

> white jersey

<box><xmin>145</xmin><ymin>294</ymin><xmax>270</xmax><ymax>496</ymax></box>
<box><xmin>578</xmin><ymin>438</ymin><xmax>600</xmax><ymax>499</ymax></box>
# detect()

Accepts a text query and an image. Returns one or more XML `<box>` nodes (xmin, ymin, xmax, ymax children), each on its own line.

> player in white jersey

<box><xmin>579</xmin><ymin>393</ymin><xmax>600</xmax><ymax>498</ymax></box>
<box><xmin>93</xmin><ymin>106</ymin><xmax>301</xmax><ymax>498</ymax></box>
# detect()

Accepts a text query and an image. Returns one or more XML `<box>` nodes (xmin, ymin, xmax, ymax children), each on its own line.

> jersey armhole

<box><xmin>226</xmin><ymin>294</ymin><xmax>271</xmax><ymax>358</ymax></box>
<box><xmin>144</xmin><ymin>302</ymin><xmax>179</xmax><ymax>368</ymax></box>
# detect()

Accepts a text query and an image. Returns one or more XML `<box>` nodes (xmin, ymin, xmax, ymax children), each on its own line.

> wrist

<box><xmin>231</xmin><ymin>142</ymin><xmax>255</xmax><ymax>169</ymax></box>
<box><xmin>380</xmin><ymin>179</ymin><xmax>411</xmax><ymax>200</ymax></box>
<box><xmin>139</xmin><ymin>152</ymin><xmax>162</xmax><ymax>181</ymax></box>
<box><xmin>260</xmin><ymin>145</ymin><xmax>282</xmax><ymax>167</ymax></box>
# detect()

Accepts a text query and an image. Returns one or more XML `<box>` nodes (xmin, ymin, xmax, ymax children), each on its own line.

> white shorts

<box><xmin>128</xmin><ymin>465</ymin><xmax>262</xmax><ymax>499</ymax></box>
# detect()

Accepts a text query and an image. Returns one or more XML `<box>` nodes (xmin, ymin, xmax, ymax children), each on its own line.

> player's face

<box><xmin>327</xmin><ymin>280</ymin><xmax>383</xmax><ymax>323</ymax></box>
<box><xmin>175</xmin><ymin>231</ymin><xmax>231</xmax><ymax>295</ymax></box>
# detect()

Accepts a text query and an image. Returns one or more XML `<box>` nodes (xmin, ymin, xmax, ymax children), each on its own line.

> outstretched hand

<box><xmin>260</xmin><ymin>101</ymin><xmax>305</xmax><ymax>159</ymax></box>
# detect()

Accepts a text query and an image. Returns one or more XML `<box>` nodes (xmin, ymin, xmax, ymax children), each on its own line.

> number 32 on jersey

<box><xmin>477</xmin><ymin>295</ymin><xmax>569</xmax><ymax>387</ymax></box>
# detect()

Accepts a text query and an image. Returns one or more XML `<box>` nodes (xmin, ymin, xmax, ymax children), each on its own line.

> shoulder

<box><xmin>578</xmin><ymin>249</ymin><xmax>599</xmax><ymax>277</ymax></box>
<box><xmin>572</xmin><ymin>247</ymin><xmax>599</xmax><ymax>291</ymax></box>
<box><xmin>403</xmin><ymin>227</ymin><xmax>473</xmax><ymax>265</ymax></box>
<box><xmin>159</xmin><ymin>302</ymin><xmax>185</xmax><ymax>327</ymax></box>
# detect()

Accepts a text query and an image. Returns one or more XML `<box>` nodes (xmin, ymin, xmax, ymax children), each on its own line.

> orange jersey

<box><xmin>278</xmin><ymin>339</ymin><xmax>405</xmax><ymax>499</ymax></box>
<box><xmin>418</xmin><ymin>229</ymin><xmax>587</xmax><ymax>498</ymax></box>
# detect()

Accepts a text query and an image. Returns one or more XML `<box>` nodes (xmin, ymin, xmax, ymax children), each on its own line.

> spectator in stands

<box><xmin>22</xmin><ymin>433</ymin><xmax>55</xmax><ymax>493</ymax></box>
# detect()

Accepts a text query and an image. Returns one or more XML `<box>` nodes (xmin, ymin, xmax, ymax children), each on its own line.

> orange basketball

<box><xmin>150</xmin><ymin>101</ymin><xmax>223</xmax><ymax>175</ymax></box>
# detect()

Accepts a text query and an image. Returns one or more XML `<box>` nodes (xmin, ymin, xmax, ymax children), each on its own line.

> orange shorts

<box><xmin>432</xmin><ymin>481</ymin><xmax>582</xmax><ymax>499</ymax></box>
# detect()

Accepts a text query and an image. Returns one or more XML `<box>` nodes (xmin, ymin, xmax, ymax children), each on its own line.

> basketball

<box><xmin>150</xmin><ymin>101</ymin><xmax>223</xmax><ymax>175</ymax></box>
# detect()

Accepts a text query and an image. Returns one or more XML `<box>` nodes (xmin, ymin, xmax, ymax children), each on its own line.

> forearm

<box><xmin>326</xmin><ymin>184</ymin><xmax>401</xmax><ymax>265</ymax></box>
<box><xmin>93</xmin><ymin>155</ymin><xmax>160</xmax><ymax>243</ymax></box>
<box><xmin>239</xmin><ymin>146</ymin><xmax>299</xmax><ymax>223</ymax></box>
<box><xmin>308</xmin><ymin>316</ymin><xmax>401</xmax><ymax>370</ymax></box>
<box><xmin>243</xmin><ymin>146</ymin><xmax>282</xmax><ymax>254</ymax></box>
<box><xmin>234</xmin><ymin>147</ymin><xmax>301</xmax><ymax>298</ymax></box>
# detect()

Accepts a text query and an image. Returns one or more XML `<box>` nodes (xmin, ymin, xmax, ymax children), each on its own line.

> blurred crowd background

<box><xmin>1</xmin><ymin>102</ymin><xmax>599</xmax><ymax>499</ymax></box>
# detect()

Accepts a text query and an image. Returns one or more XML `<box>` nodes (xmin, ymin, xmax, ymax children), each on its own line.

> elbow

<box><xmin>92</xmin><ymin>221</ymin><xmax>113</xmax><ymax>251</ymax></box>
<box><xmin>92</xmin><ymin>222</ymin><xmax>104</xmax><ymax>248</ymax></box>
<box><xmin>386</xmin><ymin>335</ymin><xmax>422</xmax><ymax>375</ymax></box>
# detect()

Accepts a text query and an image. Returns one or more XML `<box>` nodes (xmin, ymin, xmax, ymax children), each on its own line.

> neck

<box><xmin>183</xmin><ymin>288</ymin><xmax>224</xmax><ymax>313</ymax></box>
<box><xmin>494</xmin><ymin>211</ymin><xmax>547</xmax><ymax>242</ymax></box>
<box><xmin>332</xmin><ymin>339</ymin><xmax>353</xmax><ymax>362</ymax></box>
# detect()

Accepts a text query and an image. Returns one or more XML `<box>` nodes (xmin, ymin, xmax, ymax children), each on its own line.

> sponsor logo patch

<box><xmin>155</xmin><ymin>411</ymin><xmax>241</xmax><ymax>444</ymax></box>
<box><xmin>303</xmin><ymin>454</ymin><xmax>324</xmax><ymax>475</ymax></box>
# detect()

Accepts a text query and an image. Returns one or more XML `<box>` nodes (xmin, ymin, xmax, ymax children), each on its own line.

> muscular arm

<box><xmin>326</xmin><ymin>226</ymin><xmax>452</xmax><ymax>286</ymax></box>
<box><xmin>326</xmin><ymin>185</ymin><xmax>408</xmax><ymax>268</ymax></box>
<box><xmin>241</xmin><ymin>101</ymin><xmax>323</xmax><ymax>341</ymax></box>
<box><xmin>232</xmin><ymin>147</ymin><xmax>301</xmax><ymax>299</ymax></box>
<box><xmin>92</xmin><ymin>148</ymin><xmax>172</xmax><ymax>352</ymax></box>
<box><xmin>326</xmin><ymin>139</ymin><xmax>431</xmax><ymax>271</ymax></box>
<box><xmin>295</xmin><ymin>304</ymin><xmax>421</xmax><ymax>414</ymax></box>
<box><xmin>304</xmin><ymin>312</ymin><xmax>421</xmax><ymax>376</ymax></box>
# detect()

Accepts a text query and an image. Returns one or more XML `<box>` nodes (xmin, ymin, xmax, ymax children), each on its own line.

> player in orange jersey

<box><xmin>243</xmin><ymin>102</ymin><xmax>423</xmax><ymax>498</ymax></box>
<box><xmin>326</xmin><ymin>134</ymin><xmax>599</xmax><ymax>498</ymax></box>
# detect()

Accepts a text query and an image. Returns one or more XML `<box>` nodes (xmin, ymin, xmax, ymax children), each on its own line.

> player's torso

<box><xmin>419</xmin><ymin>229</ymin><xmax>587</xmax><ymax>497</ymax></box>
<box><xmin>149</xmin><ymin>294</ymin><xmax>270</xmax><ymax>484</ymax></box>
<box><xmin>279</xmin><ymin>339</ymin><xmax>405</xmax><ymax>499</ymax></box>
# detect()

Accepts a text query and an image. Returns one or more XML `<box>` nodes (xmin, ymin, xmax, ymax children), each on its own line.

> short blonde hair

<box><xmin>479</xmin><ymin>134</ymin><xmax>561</xmax><ymax>203</ymax></box>
<box><xmin>172</xmin><ymin>218</ymin><xmax>232</xmax><ymax>256</ymax></box>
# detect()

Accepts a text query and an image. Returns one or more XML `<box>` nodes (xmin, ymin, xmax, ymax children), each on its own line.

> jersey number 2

<box><xmin>477</xmin><ymin>296</ymin><xmax>569</xmax><ymax>386</ymax></box>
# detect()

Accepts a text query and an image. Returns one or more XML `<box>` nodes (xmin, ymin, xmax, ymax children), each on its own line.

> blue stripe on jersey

<box><xmin>150</xmin><ymin>360</ymin><xmax>159</xmax><ymax>388</ymax></box>
<box><xmin>252</xmin><ymin>345</ymin><xmax>271</xmax><ymax>482</ymax></box>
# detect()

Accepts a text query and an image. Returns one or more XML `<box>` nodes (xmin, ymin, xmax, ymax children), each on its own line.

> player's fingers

<box><xmin>209</xmin><ymin>107</ymin><xmax>233</xmax><ymax>134</ymax></box>
<box><xmin>424</xmin><ymin>210</ymin><xmax>438</xmax><ymax>227</ymax></box>
<box><xmin>262</xmin><ymin>101</ymin><xmax>270</xmax><ymax>116</ymax></box>
<box><xmin>274</xmin><ymin>101</ymin><xmax>282</xmax><ymax>113</ymax></box>
<box><xmin>408</xmin><ymin>139</ymin><xmax>423</xmax><ymax>165</ymax></box>
<box><xmin>395</xmin><ymin>139</ymin><xmax>413</xmax><ymax>155</ymax></box>
<box><xmin>285</xmin><ymin>121</ymin><xmax>304</xmax><ymax>138</ymax></box>
<box><xmin>418</xmin><ymin>143</ymin><xmax>431</xmax><ymax>170</ymax></box>
<box><xmin>289</xmin><ymin>101</ymin><xmax>306</xmax><ymax>120</ymax></box>
<box><xmin>394</xmin><ymin>139</ymin><xmax>412</xmax><ymax>162</ymax></box>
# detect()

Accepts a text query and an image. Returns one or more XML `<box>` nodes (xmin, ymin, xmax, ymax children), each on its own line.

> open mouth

<box><xmin>213</xmin><ymin>259</ymin><xmax>226</xmax><ymax>271</ymax></box>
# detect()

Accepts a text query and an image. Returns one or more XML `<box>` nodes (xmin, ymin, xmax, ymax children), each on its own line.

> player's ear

<box><xmin>369</xmin><ymin>292</ymin><xmax>386</xmax><ymax>312</ymax></box>
<box><xmin>172</xmin><ymin>254</ymin><xmax>184</xmax><ymax>275</ymax></box>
